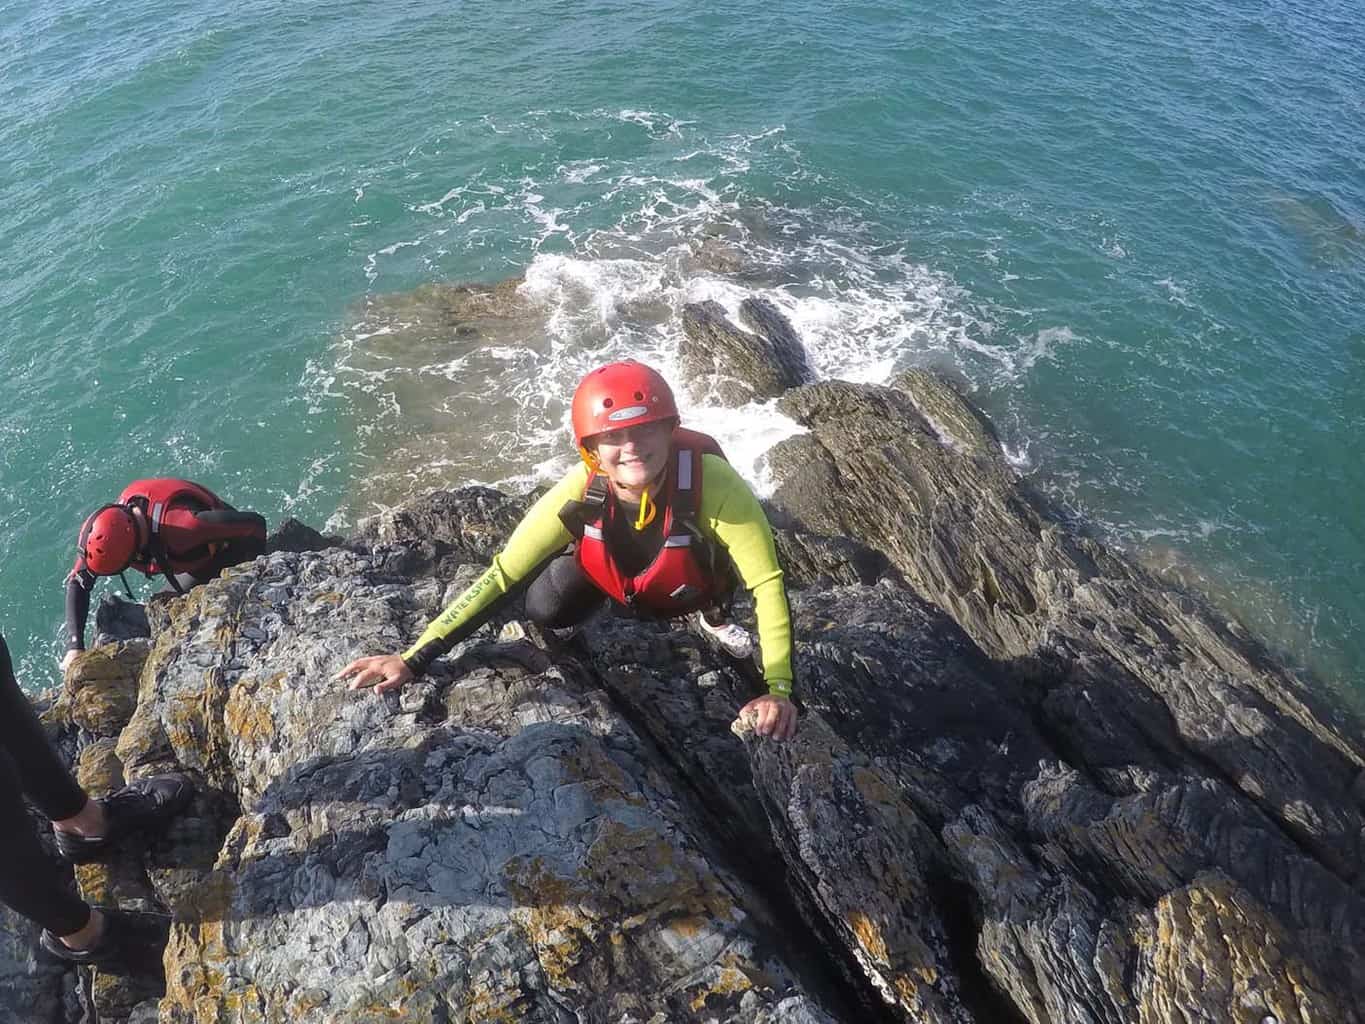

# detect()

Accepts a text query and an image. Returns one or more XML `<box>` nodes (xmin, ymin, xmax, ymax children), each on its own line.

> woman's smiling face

<box><xmin>590</xmin><ymin>419</ymin><xmax>674</xmax><ymax>494</ymax></box>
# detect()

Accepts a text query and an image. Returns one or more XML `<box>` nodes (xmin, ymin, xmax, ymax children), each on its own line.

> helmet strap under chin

<box><xmin>633</xmin><ymin>489</ymin><xmax>657</xmax><ymax>531</ymax></box>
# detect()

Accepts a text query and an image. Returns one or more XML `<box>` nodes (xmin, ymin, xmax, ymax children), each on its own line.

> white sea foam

<box><xmin>560</xmin><ymin>161</ymin><xmax>605</xmax><ymax>184</ymax></box>
<box><xmin>1155</xmin><ymin>276</ymin><xmax>1193</xmax><ymax>308</ymax></box>
<box><xmin>332</xmin><ymin>110</ymin><xmax>1077</xmax><ymax>501</ymax></box>
<box><xmin>1103</xmin><ymin>237</ymin><xmax>1128</xmax><ymax>259</ymax></box>
<box><xmin>363</xmin><ymin>239</ymin><xmax>426</xmax><ymax>282</ymax></box>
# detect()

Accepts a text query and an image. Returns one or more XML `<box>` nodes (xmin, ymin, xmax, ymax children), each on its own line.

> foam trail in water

<box><xmin>329</xmin><ymin>110</ymin><xmax>1053</xmax><ymax>513</ymax></box>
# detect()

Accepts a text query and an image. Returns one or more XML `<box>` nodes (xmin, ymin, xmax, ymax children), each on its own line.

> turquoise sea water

<box><xmin>2</xmin><ymin>0</ymin><xmax>1362</xmax><ymax>695</ymax></box>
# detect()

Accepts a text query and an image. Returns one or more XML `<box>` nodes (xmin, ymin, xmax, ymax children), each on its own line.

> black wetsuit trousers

<box><xmin>161</xmin><ymin>533</ymin><xmax>269</xmax><ymax>595</ymax></box>
<box><xmin>522</xmin><ymin>548</ymin><xmax>735</xmax><ymax>629</ymax></box>
<box><xmin>523</xmin><ymin>553</ymin><xmax>607</xmax><ymax>629</ymax></box>
<box><xmin>0</xmin><ymin>635</ymin><xmax>91</xmax><ymax>936</ymax></box>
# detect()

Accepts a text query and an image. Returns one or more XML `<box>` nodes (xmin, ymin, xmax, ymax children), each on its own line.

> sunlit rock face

<box><xmin>10</xmin><ymin>304</ymin><xmax>1363</xmax><ymax>1023</ymax></box>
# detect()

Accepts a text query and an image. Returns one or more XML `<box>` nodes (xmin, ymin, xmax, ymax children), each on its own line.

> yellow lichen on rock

<box><xmin>55</xmin><ymin>643</ymin><xmax>145</xmax><ymax>735</ymax></box>
<box><xmin>503</xmin><ymin>856</ymin><xmax>598</xmax><ymax>991</ymax></box>
<box><xmin>687</xmin><ymin>958</ymin><xmax>754</xmax><ymax>1012</ymax></box>
<box><xmin>74</xmin><ymin>737</ymin><xmax>124</xmax><ymax>794</ymax></box>
<box><xmin>225</xmin><ymin>674</ymin><xmax>284</xmax><ymax>744</ymax></box>
<box><xmin>1131</xmin><ymin>872</ymin><xmax>1349</xmax><ymax>1024</ymax></box>
<box><xmin>463</xmin><ymin>980</ymin><xmax>530</xmax><ymax>1024</ymax></box>
<box><xmin>893</xmin><ymin>974</ymin><xmax>919</xmax><ymax>1003</ymax></box>
<box><xmin>162</xmin><ymin>921</ymin><xmax>231</xmax><ymax>1021</ymax></box>
<box><xmin>847</xmin><ymin>910</ymin><xmax>890</xmax><ymax>962</ymax></box>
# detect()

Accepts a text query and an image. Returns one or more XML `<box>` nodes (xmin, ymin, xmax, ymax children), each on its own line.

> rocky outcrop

<box><xmin>10</xmin><ymin>305</ymin><xmax>1364</xmax><ymax>1023</ymax></box>
<box><xmin>74</xmin><ymin>547</ymin><xmax>844</xmax><ymax>1024</ymax></box>
<box><xmin>770</xmin><ymin>373</ymin><xmax>1365</xmax><ymax>868</ymax></box>
<box><xmin>765</xmin><ymin>371</ymin><xmax>1365</xmax><ymax>1018</ymax></box>
<box><xmin>679</xmin><ymin>299</ymin><xmax>814</xmax><ymax>406</ymax></box>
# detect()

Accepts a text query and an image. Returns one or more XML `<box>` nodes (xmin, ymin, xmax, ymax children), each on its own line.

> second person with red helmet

<box><xmin>338</xmin><ymin>360</ymin><xmax>799</xmax><ymax>741</ymax></box>
<box><xmin>63</xmin><ymin>479</ymin><xmax>268</xmax><ymax>670</ymax></box>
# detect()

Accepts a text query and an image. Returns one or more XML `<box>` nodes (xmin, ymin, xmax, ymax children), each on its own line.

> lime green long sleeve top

<box><xmin>401</xmin><ymin>455</ymin><xmax>794</xmax><ymax>695</ymax></box>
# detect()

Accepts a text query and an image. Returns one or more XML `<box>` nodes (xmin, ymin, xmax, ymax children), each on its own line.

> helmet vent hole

<box><xmin>602</xmin><ymin>398</ymin><xmax>614</xmax><ymax>409</ymax></box>
<box><xmin>633</xmin><ymin>391</ymin><xmax>644</xmax><ymax>401</ymax></box>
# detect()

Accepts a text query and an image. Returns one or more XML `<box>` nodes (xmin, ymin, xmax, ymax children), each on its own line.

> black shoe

<box><xmin>53</xmin><ymin>773</ymin><xmax>195</xmax><ymax>865</ymax></box>
<box><xmin>40</xmin><ymin>908</ymin><xmax>172</xmax><ymax>974</ymax></box>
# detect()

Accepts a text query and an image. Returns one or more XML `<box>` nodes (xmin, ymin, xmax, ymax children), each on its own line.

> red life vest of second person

<box><xmin>568</xmin><ymin>428</ymin><xmax>731</xmax><ymax>617</ymax></box>
<box><xmin>118</xmin><ymin>478</ymin><xmax>229</xmax><ymax>578</ymax></box>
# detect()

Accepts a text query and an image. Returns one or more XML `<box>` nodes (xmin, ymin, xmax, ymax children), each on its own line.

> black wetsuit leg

<box><xmin>217</xmin><ymin>532</ymin><xmax>266</xmax><ymax>570</ymax></box>
<box><xmin>0</xmin><ymin>635</ymin><xmax>91</xmax><ymax>935</ymax></box>
<box><xmin>524</xmin><ymin>553</ymin><xmax>607</xmax><ymax>629</ymax></box>
<box><xmin>159</xmin><ymin>533</ymin><xmax>270</xmax><ymax>595</ymax></box>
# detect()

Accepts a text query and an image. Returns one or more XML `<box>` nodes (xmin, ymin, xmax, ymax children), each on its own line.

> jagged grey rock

<box><xmin>265</xmin><ymin>517</ymin><xmax>342</xmax><ymax>555</ymax></box>
<box><xmin>96</xmin><ymin>547</ymin><xmax>840</xmax><ymax>1023</ymax></box>
<box><xmin>679</xmin><ymin>300</ymin><xmax>814</xmax><ymax>406</ymax></box>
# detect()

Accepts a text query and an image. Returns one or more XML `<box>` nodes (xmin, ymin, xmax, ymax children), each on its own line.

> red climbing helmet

<box><xmin>78</xmin><ymin>504</ymin><xmax>140</xmax><ymax>575</ymax></box>
<box><xmin>570</xmin><ymin>360</ymin><xmax>679</xmax><ymax>447</ymax></box>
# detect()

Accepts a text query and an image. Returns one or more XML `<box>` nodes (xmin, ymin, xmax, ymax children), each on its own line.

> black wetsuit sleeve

<box><xmin>63</xmin><ymin>569</ymin><xmax>97</xmax><ymax>653</ymax></box>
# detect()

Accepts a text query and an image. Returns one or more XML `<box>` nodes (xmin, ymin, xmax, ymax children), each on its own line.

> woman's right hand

<box><xmin>334</xmin><ymin>654</ymin><xmax>414</xmax><ymax>694</ymax></box>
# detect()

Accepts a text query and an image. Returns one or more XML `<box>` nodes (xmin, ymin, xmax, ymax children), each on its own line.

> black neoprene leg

<box><xmin>0</xmin><ymin>637</ymin><xmax>86</xmax><ymax>819</ymax></box>
<box><xmin>159</xmin><ymin>534</ymin><xmax>270</xmax><ymax>596</ymax></box>
<box><xmin>0</xmin><ymin>636</ymin><xmax>91</xmax><ymax>936</ymax></box>
<box><xmin>0</xmin><ymin>749</ymin><xmax>91</xmax><ymax>936</ymax></box>
<box><xmin>524</xmin><ymin>553</ymin><xmax>607</xmax><ymax>629</ymax></box>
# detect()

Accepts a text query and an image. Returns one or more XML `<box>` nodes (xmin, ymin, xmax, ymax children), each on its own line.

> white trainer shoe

<box><xmin>693</xmin><ymin>613</ymin><xmax>755</xmax><ymax>659</ymax></box>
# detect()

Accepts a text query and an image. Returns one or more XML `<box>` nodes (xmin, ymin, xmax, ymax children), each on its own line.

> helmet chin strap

<box><xmin>624</xmin><ymin>465</ymin><xmax>667</xmax><ymax>531</ymax></box>
<box><xmin>634</xmin><ymin>489</ymin><xmax>657</xmax><ymax>531</ymax></box>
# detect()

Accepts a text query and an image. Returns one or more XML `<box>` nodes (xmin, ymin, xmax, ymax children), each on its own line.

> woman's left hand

<box><xmin>738</xmin><ymin>694</ymin><xmax>799</xmax><ymax>741</ymax></box>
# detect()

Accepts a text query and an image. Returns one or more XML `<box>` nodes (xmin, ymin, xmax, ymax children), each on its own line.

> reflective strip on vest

<box><xmin>583</xmin><ymin>524</ymin><xmax>603</xmax><ymax>540</ymax></box>
<box><xmin>663</xmin><ymin>535</ymin><xmax>691</xmax><ymax>547</ymax></box>
<box><xmin>677</xmin><ymin>449</ymin><xmax>693</xmax><ymax>491</ymax></box>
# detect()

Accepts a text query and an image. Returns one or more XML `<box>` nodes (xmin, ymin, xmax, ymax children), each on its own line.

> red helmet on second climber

<box><xmin>79</xmin><ymin>505</ymin><xmax>140</xmax><ymax>575</ymax></box>
<box><xmin>571</xmin><ymin>360</ymin><xmax>679</xmax><ymax>447</ymax></box>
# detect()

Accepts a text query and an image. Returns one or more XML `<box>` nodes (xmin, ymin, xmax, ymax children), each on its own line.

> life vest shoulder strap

<box><xmin>558</xmin><ymin>472</ymin><xmax>610</xmax><ymax>539</ymax></box>
<box><xmin>130</xmin><ymin>481</ymin><xmax>220</xmax><ymax>593</ymax></box>
<box><xmin>667</xmin><ymin>428</ymin><xmax>727</xmax><ymax>527</ymax></box>
<box><xmin>668</xmin><ymin>446</ymin><xmax>700</xmax><ymax>526</ymax></box>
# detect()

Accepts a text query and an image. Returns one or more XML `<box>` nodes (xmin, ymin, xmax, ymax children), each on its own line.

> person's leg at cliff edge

<box><xmin>0</xmin><ymin>632</ymin><xmax>194</xmax><ymax>970</ymax></box>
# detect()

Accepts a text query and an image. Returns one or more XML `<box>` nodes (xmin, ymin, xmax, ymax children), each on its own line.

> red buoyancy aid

<box><xmin>118</xmin><ymin>478</ymin><xmax>228</xmax><ymax>578</ymax></box>
<box><xmin>569</xmin><ymin>428</ymin><xmax>732</xmax><ymax>617</ymax></box>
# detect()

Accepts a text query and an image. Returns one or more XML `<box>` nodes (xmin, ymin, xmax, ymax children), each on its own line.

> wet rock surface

<box><xmin>7</xmin><ymin>311</ymin><xmax>1364</xmax><ymax>1023</ymax></box>
<box><xmin>679</xmin><ymin>299</ymin><xmax>815</xmax><ymax>406</ymax></box>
